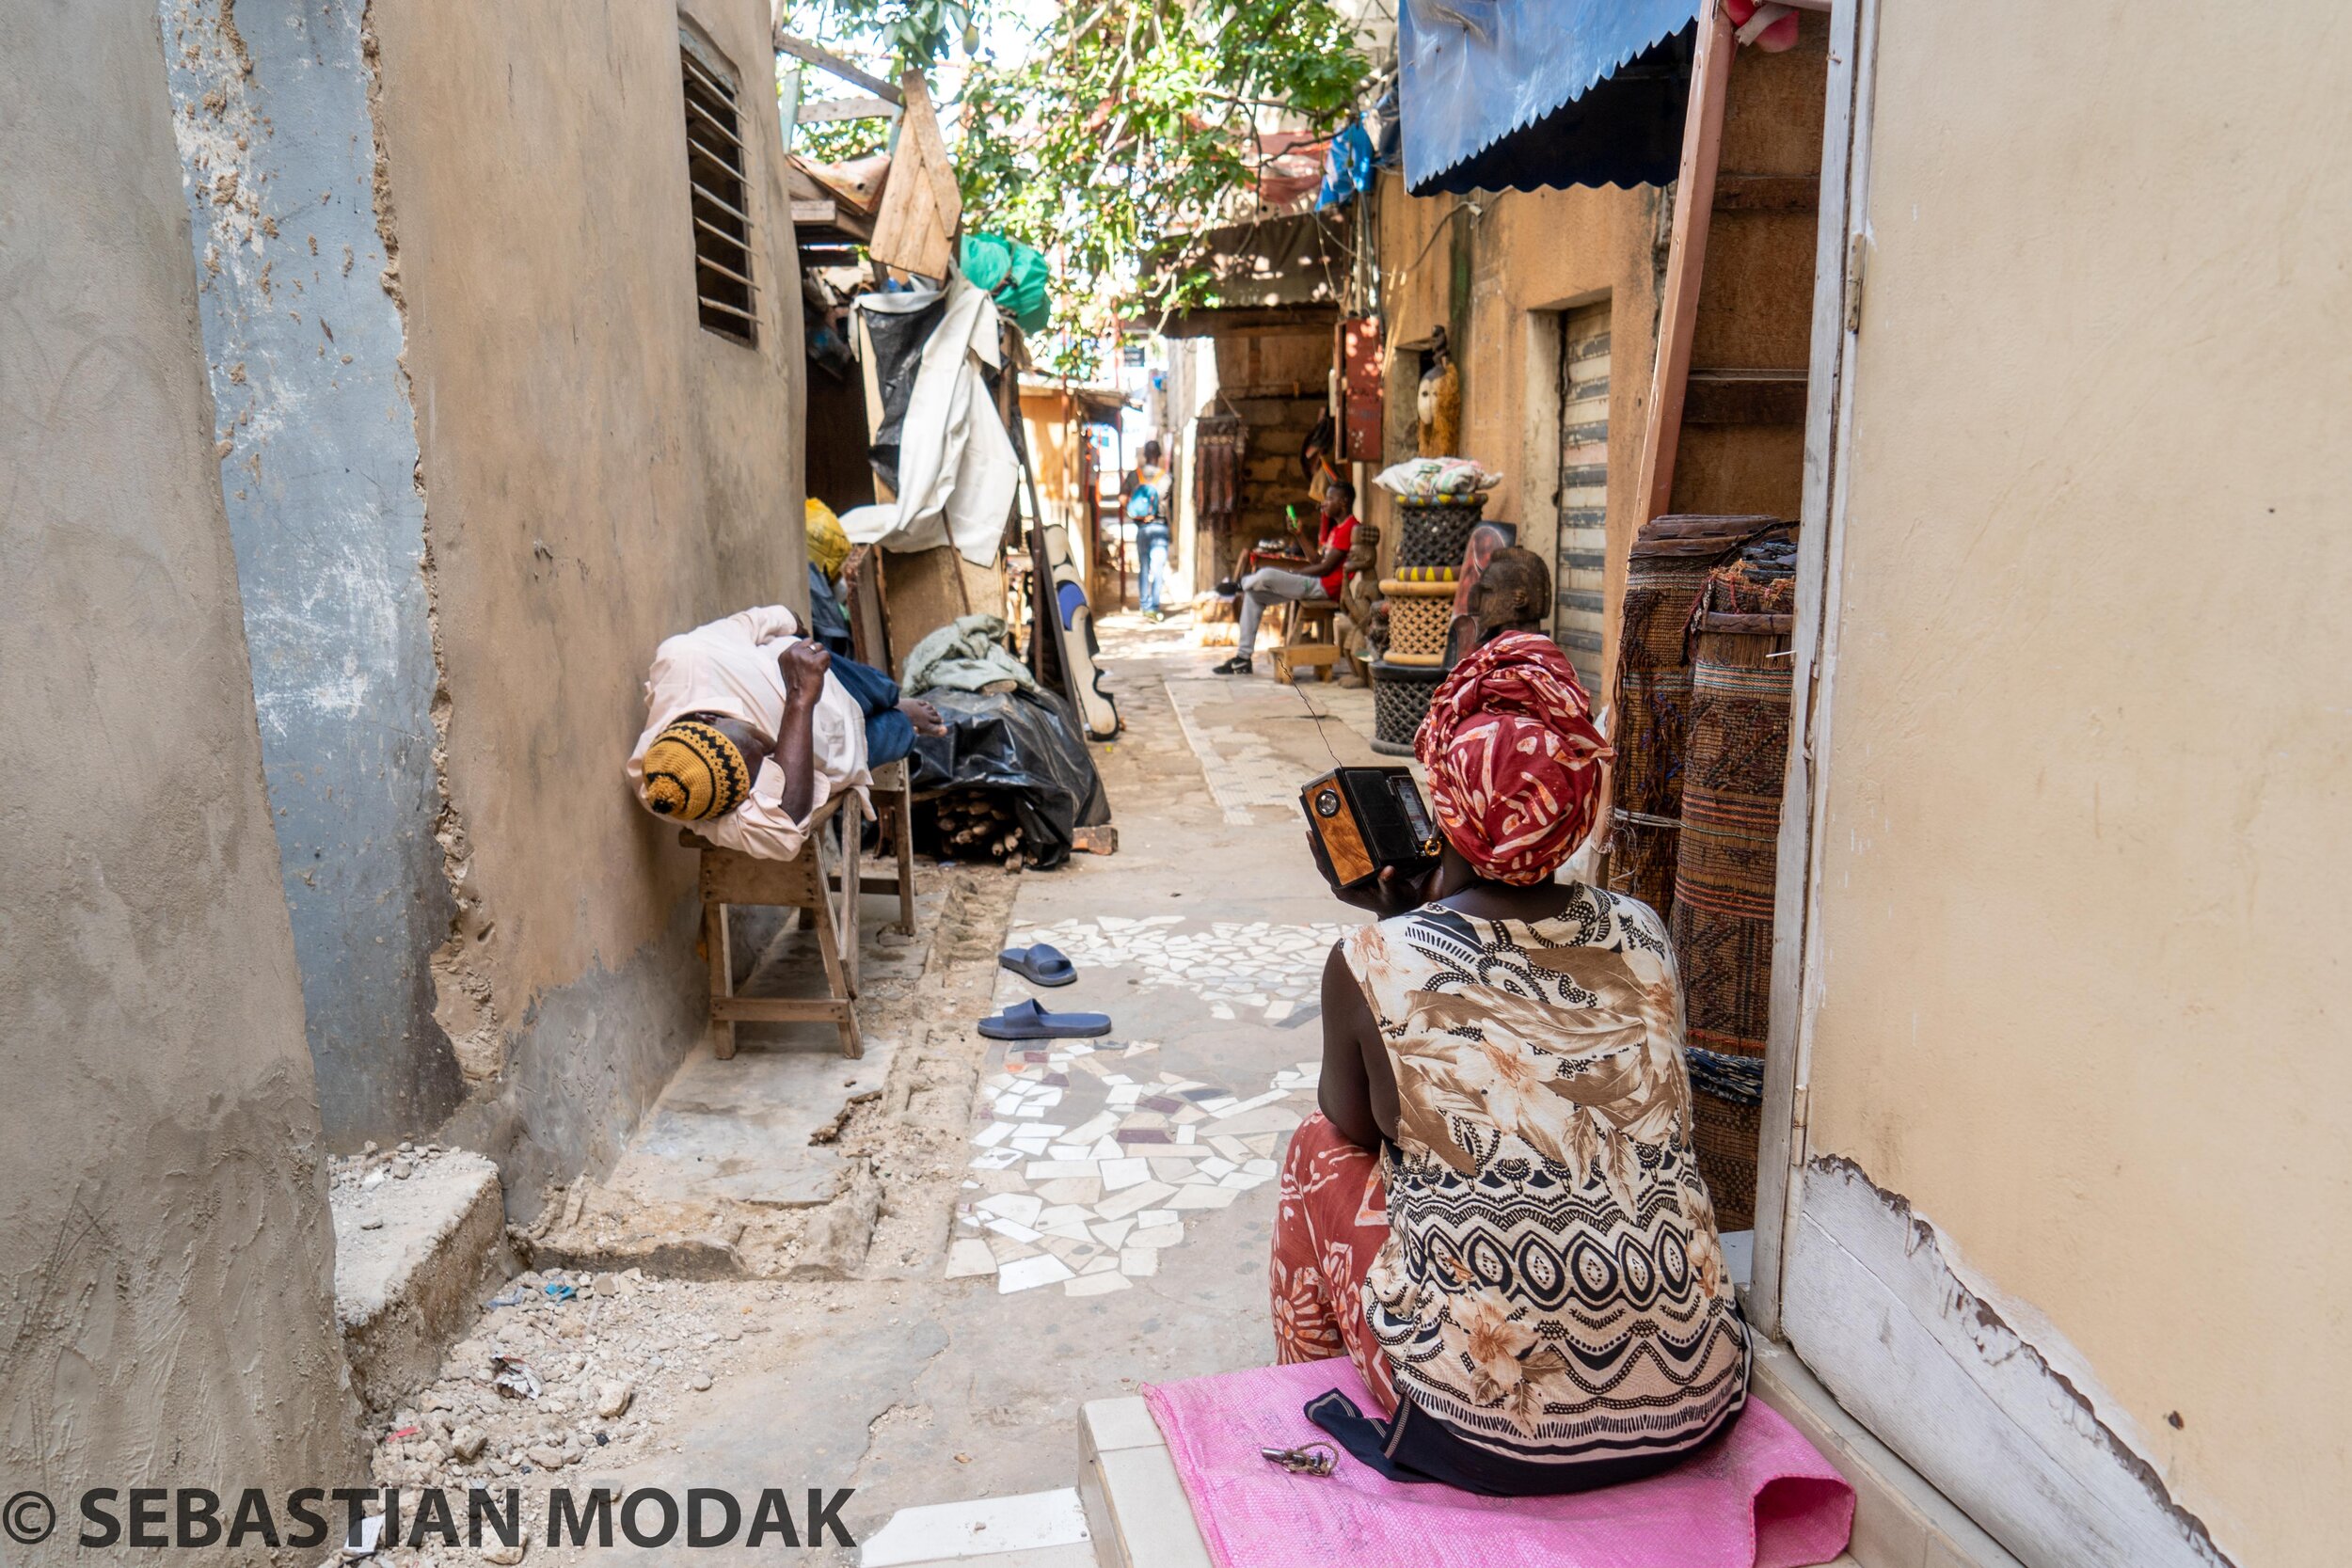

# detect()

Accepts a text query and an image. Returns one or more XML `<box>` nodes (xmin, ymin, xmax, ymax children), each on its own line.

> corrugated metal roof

<box><xmin>1401</xmin><ymin>0</ymin><xmax>1695</xmax><ymax>193</ymax></box>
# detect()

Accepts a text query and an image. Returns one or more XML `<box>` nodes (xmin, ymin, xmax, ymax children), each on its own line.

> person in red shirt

<box><xmin>1216</xmin><ymin>481</ymin><xmax>1358</xmax><ymax>675</ymax></box>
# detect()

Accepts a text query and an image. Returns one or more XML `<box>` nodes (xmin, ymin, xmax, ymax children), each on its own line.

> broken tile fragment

<box><xmin>997</xmin><ymin>1255</ymin><xmax>1075</xmax><ymax>1292</ymax></box>
<box><xmin>1094</xmin><ymin>1180</ymin><xmax>1177</xmax><ymax>1219</ymax></box>
<box><xmin>946</xmin><ymin>1239</ymin><xmax>996</xmax><ymax>1278</ymax></box>
<box><xmin>1100</xmin><ymin>1157</ymin><xmax>1152</xmax><ymax>1191</ymax></box>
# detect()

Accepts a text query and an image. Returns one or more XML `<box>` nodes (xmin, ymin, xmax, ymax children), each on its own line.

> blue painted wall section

<box><xmin>159</xmin><ymin>0</ymin><xmax>464</xmax><ymax>1141</ymax></box>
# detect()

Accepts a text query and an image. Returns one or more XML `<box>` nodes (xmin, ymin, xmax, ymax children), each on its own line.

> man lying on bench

<box><xmin>625</xmin><ymin>605</ymin><xmax>944</xmax><ymax>859</ymax></box>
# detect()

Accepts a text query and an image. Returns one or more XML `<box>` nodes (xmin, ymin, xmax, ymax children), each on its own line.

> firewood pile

<box><xmin>928</xmin><ymin>791</ymin><xmax>1036</xmax><ymax>866</ymax></box>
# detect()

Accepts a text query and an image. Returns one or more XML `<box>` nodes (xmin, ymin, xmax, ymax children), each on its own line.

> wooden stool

<box><xmin>685</xmin><ymin>792</ymin><xmax>865</xmax><ymax>1060</ymax></box>
<box><xmin>1278</xmin><ymin>595</ymin><xmax>1340</xmax><ymax>648</ymax></box>
<box><xmin>1273</xmin><ymin>596</ymin><xmax>1341</xmax><ymax>684</ymax></box>
<box><xmin>1273</xmin><ymin>644</ymin><xmax>1342</xmax><ymax>684</ymax></box>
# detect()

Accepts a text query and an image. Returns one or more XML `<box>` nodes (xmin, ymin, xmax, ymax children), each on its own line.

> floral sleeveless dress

<box><xmin>1342</xmin><ymin>885</ymin><xmax>1750</xmax><ymax>1470</ymax></box>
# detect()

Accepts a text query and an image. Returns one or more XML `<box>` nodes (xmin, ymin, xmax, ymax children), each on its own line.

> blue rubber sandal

<box><xmin>998</xmin><ymin>943</ymin><xmax>1077</xmax><ymax>987</ymax></box>
<box><xmin>977</xmin><ymin>998</ymin><xmax>1110</xmax><ymax>1040</ymax></box>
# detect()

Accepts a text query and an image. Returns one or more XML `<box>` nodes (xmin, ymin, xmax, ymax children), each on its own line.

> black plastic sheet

<box><xmin>909</xmin><ymin>687</ymin><xmax>1111</xmax><ymax>870</ymax></box>
<box><xmin>860</xmin><ymin>291</ymin><xmax>947</xmax><ymax>496</ymax></box>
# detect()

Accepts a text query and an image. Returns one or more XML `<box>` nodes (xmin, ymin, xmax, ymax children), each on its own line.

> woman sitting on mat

<box><xmin>1279</xmin><ymin>631</ymin><xmax>1749</xmax><ymax>1496</ymax></box>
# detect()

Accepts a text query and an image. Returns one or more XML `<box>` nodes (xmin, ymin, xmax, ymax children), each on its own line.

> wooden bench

<box><xmin>683</xmin><ymin>755</ymin><xmax>917</xmax><ymax>1061</ymax></box>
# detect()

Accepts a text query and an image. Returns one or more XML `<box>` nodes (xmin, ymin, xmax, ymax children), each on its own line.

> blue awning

<box><xmin>1401</xmin><ymin>0</ymin><xmax>1697</xmax><ymax>196</ymax></box>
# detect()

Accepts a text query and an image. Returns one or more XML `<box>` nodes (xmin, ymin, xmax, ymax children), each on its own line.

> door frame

<box><xmin>1748</xmin><ymin>0</ymin><xmax>1880</xmax><ymax>1339</ymax></box>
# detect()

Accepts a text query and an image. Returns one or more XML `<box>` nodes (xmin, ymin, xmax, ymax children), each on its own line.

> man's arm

<box><xmin>769</xmin><ymin>641</ymin><xmax>832</xmax><ymax>822</ymax></box>
<box><xmin>730</xmin><ymin>605</ymin><xmax>803</xmax><ymax>646</ymax></box>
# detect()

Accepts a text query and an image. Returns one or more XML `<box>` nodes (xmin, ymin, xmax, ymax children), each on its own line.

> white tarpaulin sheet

<box><xmin>840</xmin><ymin>276</ymin><xmax>1017</xmax><ymax>567</ymax></box>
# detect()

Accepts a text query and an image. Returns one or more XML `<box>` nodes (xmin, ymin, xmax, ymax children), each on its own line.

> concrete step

<box><xmin>329</xmin><ymin>1148</ymin><xmax>505</xmax><ymax>1412</ymax></box>
<box><xmin>1077</xmin><ymin>1398</ymin><xmax>1209</xmax><ymax>1568</ymax></box>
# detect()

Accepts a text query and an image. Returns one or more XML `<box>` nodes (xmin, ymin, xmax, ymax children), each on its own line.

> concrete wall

<box><xmin>373</xmin><ymin>0</ymin><xmax>808</xmax><ymax>1203</ymax></box>
<box><xmin>1375</xmin><ymin>174</ymin><xmax>1665</xmax><ymax>709</ymax></box>
<box><xmin>160</xmin><ymin>0</ymin><xmax>466</xmax><ymax>1143</ymax></box>
<box><xmin>155</xmin><ymin>0</ymin><xmax>807</xmax><ymax>1194</ymax></box>
<box><xmin>0</xmin><ymin>0</ymin><xmax>362</xmax><ymax>1524</ymax></box>
<box><xmin>1783</xmin><ymin>6</ymin><xmax>2352</xmax><ymax>1565</ymax></box>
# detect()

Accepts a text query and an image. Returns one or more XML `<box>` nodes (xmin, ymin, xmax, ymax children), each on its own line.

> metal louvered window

<box><xmin>681</xmin><ymin>39</ymin><xmax>756</xmax><ymax>344</ymax></box>
<box><xmin>1554</xmin><ymin>300</ymin><xmax>1612</xmax><ymax>691</ymax></box>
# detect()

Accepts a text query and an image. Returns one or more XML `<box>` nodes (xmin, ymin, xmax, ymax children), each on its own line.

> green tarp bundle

<box><xmin>960</xmin><ymin>230</ymin><xmax>1051</xmax><ymax>336</ymax></box>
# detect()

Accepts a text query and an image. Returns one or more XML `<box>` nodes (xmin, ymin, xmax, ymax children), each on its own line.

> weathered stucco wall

<box><xmin>1788</xmin><ymin>6</ymin><xmax>2352</xmax><ymax>1565</ymax></box>
<box><xmin>0</xmin><ymin>0</ymin><xmax>362</xmax><ymax>1522</ymax></box>
<box><xmin>159</xmin><ymin>0</ymin><xmax>467</xmax><ymax>1144</ymax></box>
<box><xmin>370</xmin><ymin>0</ymin><xmax>808</xmax><ymax>1203</ymax></box>
<box><xmin>1376</xmin><ymin>175</ymin><xmax>1664</xmax><ymax>707</ymax></box>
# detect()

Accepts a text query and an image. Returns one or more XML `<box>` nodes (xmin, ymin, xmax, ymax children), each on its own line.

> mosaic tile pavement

<box><xmin>1162</xmin><ymin>676</ymin><xmax>1325</xmax><ymax>824</ymax></box>
<box><xmin>949</xmin><ymin>1040</ymin><xmax>1321</xmax><ymax>1295</ymax></box>
<box><xmin>997</xmin><ymin>914</ymin><xmax>1354</xmax><ymax>1024</ymax></box>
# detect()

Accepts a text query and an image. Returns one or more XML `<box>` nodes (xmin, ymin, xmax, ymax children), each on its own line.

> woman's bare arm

<box><xmin>1318</xmin><ymin>943</ymin><xmax>1392</xmax><ymax>1149</ymax></box>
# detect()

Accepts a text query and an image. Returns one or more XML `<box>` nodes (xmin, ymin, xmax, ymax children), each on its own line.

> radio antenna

<box><xmin>1286</xmin><ymin>668</ymin><xmax>1347</xmax><ymax>769</ymax></box>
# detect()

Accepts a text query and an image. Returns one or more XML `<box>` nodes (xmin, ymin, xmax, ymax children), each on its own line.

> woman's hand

<box><xmin>1303</xmin><ymin>830</ymin><xmax>1438</xmax><ymax>919</ymax></box>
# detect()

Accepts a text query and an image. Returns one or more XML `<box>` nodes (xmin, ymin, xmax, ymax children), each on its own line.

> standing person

<box><xmin>1214</xmin><ymin>480</ymin><xmax>1358</xmax><ymax>675</ymax></box>
<box><xmin>625</xmin><ymin>606</ymin><xmax>945</xmax><ymax>862</ymax></box>
<box><xmin>1127</xmin><ymin>438</ymin><xmax>1174</xmax><ymax>621</ymax></box>
<box><xmin>1274</xmin><ymin>632</ymin><xmax>1749</xmax><ymax>1495</ymax></box>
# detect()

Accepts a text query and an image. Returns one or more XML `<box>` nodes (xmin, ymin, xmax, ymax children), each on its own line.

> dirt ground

<box><xmin>355</xmin><ymin>613</ymin><xmax>1398</xmax><ymax>1564</ymax></box>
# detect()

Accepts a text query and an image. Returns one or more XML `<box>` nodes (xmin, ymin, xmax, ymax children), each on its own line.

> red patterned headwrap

<box><xmin>1415</xmin><ymin>631</ymin><xmax>1613</xmax><ymax>885</ymax></box>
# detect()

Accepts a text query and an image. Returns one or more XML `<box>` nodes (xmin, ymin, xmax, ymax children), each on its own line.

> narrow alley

<box><xmin>349</xmin><ymin>613</ymin><xmax>1396</xmax><ymax>1563</ymax></box>
<box><xmin>10</xmin><ymin>4</ymin><xmax>2341</xmax><ymax>1567</ymax></box>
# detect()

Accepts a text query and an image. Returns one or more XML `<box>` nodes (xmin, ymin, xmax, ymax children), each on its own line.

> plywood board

<box><xmin>878</xmin><ymin>543</ymin><xmax>969</xmax><ymax>678</ymax></box>
<box><xmin>1785</xmin><ymin>1161</ymin><xmax>2231</xmax><ymax>1568</ymax></box>
<box><xmin>867</xmin><ymin>72</ymin><xmax>960</xmax><ymax>281</ymax></box>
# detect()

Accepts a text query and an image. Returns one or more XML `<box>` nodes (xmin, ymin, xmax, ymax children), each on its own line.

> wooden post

<box><xmin>1632</xmin><ymin>0</ymin><xmax>1736</xmax><ymax>525</ymax></box>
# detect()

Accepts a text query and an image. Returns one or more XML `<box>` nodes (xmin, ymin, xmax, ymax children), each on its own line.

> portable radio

<box><xmin>1301</xmin><ymin>767</ymin><xmax>1444</xmax><ymax>889</ymax></box>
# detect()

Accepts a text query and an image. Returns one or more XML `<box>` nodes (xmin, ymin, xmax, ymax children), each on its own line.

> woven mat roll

<box><xmin>1670</xmin><ymin>547</ymin><xmax>1798</xmax><ymax>1230</ymax></box>
<box><xmin>1607</xmin><ymin>515</ymin><xmax>1780</xmax><ymax>919</ymax></box>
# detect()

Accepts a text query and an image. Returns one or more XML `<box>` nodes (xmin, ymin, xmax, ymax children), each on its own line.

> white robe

<box><xmin>623</xmin><ymin>607</ymin><xmax>869</xmax><ymax>862</ymax></box>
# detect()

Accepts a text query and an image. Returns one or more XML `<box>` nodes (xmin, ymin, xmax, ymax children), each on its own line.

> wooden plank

<box><xmin>1752</xmin><ymin>0</ymin><xmax>1872</xmax><ymax>1340</ymax></box>
<box><xmin>1632</xmin><ymin>0</ymin><xmax>1736</xmax><ymax>527</ymax></box>
<box><xmin>771</xmin><ymin>31</ymin><xmax>904</xmax><ymax>104</ymax></box>
<box><xmin>793</xmin><ymin>199</ymin><xmax>840</xmax><ymax>227</ymax></box>
<box><xmin>801</xmin><ymin>154</ymin><xmax>889</xmax><ymax>214</ymax></box>
<box><xmin>906</xmin><ymin>73</ymin><xmax>962</xmax><ymax>220</ymax></box>
<box><xmin>705</xmin><ymin>903</ymin><xmax>735</xmax><ymax>1059</ymax></box>
<box><xmin>1786</xmin><ymin>1164</ymin><xmax>2219</xmax><ymax>1568</ymax></box>
<box><xmin>711</xmin><ymin>996</ymin><xmax>854</xmax><ymax>1023</ymax></box>
<box><xmin>797</xmin><ymin>95</ymin><xmax>899</xmax><ymax>124</ymax></box>
<box><xmin>867</xmin><ymin>72</ymin><xmax>960</xmax><ymax>280</ymax></box>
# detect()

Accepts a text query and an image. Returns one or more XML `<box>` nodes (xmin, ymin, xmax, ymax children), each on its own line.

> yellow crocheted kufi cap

<box><xmin>642</xmin><ymin>721</ymin><xmax>751</xmax><ymax>821</ymax></box>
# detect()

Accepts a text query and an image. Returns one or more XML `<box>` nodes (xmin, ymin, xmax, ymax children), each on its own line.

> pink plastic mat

<box><xmin>1143</xmin><ymin>1359</ymin><xmax>1854</xmax><ymax>1568</ymax></box>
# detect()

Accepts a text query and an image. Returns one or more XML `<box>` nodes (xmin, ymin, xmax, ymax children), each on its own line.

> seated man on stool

<box><xmin>625</xmin><ymin>606</ymin><xmax>944</xmax><ymax>859</ymax></box>
<box><xmin>1214</xmin><ymin>480</ymin><xmax>1359</xmax><ymax>676</ymax></box>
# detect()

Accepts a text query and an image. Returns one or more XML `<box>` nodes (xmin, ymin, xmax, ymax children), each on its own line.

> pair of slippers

<box><xmin>979</xmin><ymin>943</ymin><xmax>1109</xmax><ymax>1039</ymax></box>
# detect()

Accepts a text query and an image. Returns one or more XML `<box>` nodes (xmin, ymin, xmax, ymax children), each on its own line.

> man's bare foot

<box><xmin>901</xmin><ymin>697</ymin><xmax>947</xmax><ymax>736</ymax></box>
